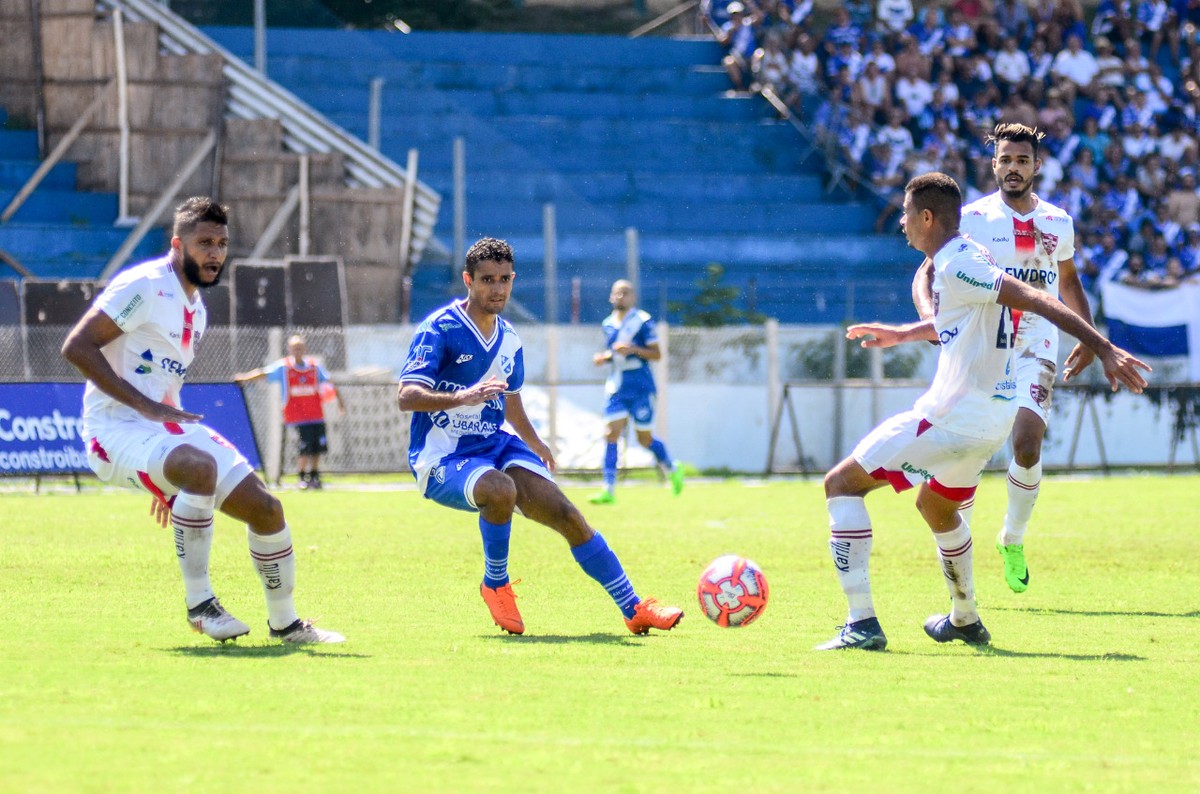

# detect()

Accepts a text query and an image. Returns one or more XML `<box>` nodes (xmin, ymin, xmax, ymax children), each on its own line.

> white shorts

<box><xmin>852</xmin><ymin>409</ymin><xmax>1007</xmax><ymax>502</ymax></box>
<box><xmin>1014</xmin><ymin>352</ymin><xmax>1055</xmax><ymax>424</ymax></box>
<box><xmin>85</xmin><ymin>418</ymin><xmax>254</xmax><ymax>508</ymax></box>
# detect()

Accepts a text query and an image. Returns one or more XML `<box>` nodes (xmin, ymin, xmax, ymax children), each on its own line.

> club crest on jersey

<box><xmin>1040</xmin><ymin>231</ymin><xmax>1059</xmax><ymax>256</ymax></box>
<box><xmin>1030</xmin><ymin>383</ymin><xmax>1049</xmax><ymax>405</ymax></box>
<box><xmin>404</xmin><ymin>344</ymin><xmax>434</xmax><ymax>373</ymax></box>
<box><xmin>500</xmin><ymin>355</ymin><xmax>513</xmax><ymax>375</ymax></box>
<box><xmin>433</xmin><ymin>466</ymin><xmax>446</xmax><ymax>484</ymax></box>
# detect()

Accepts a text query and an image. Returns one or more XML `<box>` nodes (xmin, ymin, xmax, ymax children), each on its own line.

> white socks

<box><xmin>933</xmin><ymin>519</ymin><xmax>978</xmax><ymax>626</ymax></box>
<box><xmin>248</xmin><ymin>525</ymin><xmax>299</xmax><ymax>631</ymax></box>
<box><xmin>172</xmin><ymin>491</ymin><xmax>215</xmax><ymax>609</ymax></box>
<box><xmin>1002</xmin><ymin>460</ymin><xmax>1041</xmax><ymax>546</ymax></box>
<box><xmin>827</xmin><ymin>496</ymin><xmax>875</xmax><ymax>623</ymax></box>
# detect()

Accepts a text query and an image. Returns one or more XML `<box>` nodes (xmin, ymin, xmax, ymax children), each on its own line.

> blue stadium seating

<box><xmin>205</xmin><ymin>27</ymin><xmax>916</xmax><ymax>323</ymax></box>
<box><xmin>0</xmin><ymin>109</ymin><xmax>165</xmax><ymax>282</ymax></box>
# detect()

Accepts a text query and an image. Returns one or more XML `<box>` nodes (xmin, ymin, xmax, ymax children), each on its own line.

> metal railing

<box><xmin>96</xmin><ymin>0</ymin><xmax>442</xmax><ymax>266</ymax></box>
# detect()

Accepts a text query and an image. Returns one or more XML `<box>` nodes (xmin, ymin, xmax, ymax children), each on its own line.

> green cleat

<box><xmin>588</xmin><ymin>490</ymin><xmax>615</xmax><ymax>505</ymax></box>
<box><xmin>996</xmin><ymin>537</ymin><xmax>1029</xmax><ymax>593</ymax></box>
<box><xmin>670</xmin><ymin>465</ymin><xmax>685</xmax><ymax>496</ymax></box>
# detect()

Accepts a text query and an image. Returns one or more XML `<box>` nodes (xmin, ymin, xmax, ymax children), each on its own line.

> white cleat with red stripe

<box><xmin>187</xmin><ymin>597</ymin><xmax>251</xmax><ymax>642</ymax></box>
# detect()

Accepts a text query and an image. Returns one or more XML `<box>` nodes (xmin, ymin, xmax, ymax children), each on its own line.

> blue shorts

<box><xmin>421</xmin><ymin>432</ymin><xmax>553</xmax><ymax>513</ymax></box>
<box><xmin>603</xmin><ymin>391</ymin><xmax>656</xmax><ymax>430</ymax></box>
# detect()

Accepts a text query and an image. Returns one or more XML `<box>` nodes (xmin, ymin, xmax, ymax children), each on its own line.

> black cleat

<box><xmin>815</xmin><ymin>617</ymin><xmax>888</xmax><ymax>651</ymax></box>
<box><xmin>923</xmin><ymin>614</ymin><xmax>991</xmax><ymax>645</ymax></box>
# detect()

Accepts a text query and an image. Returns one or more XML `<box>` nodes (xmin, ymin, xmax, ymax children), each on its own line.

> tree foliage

<box><xmin>668</xmin><ymin>263</ymin><xmax>766</xmax><ymax>327</ymax></box>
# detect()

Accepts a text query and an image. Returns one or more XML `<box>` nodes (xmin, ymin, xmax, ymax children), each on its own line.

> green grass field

<box><xmin>2</xmin><ymin>474</ymin><xmax>1198</xmax><ymax>792</ymax></box>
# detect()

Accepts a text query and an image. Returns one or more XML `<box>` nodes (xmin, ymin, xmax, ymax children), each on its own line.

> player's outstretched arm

<box><xmin>396</xmin><ymin>376</ymin><xmax>507</xmax><ymax>413</ymax></box>
<box><xmin>846</xmin><ymin>320</ymin><xmax>938</xmax><ymax>348</ymax></box>
<box><xmin>61</xmin><ymin>308</ymin><xmax>203</xmax><ymax>424</ymax></box>
<box><xmin>997</xmin><ymin>276</ymin><xmax>1151</xmax><ymax>393</ymax></box>
<box><xmin>233</xmin><ymin>368</ymin><xmax>266</xmax><ymax>383</ymax></box>
<box><xmin>1056</xmin><ymin>256</ymin><xmax>1098</xmax><ymax>381</ymax></box>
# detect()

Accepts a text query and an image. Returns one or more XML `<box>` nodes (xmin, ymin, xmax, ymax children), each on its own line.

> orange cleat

<box><xmin>480</xmin><ymin>581</ymin><xmax>524</xmax><ymax>635</ymax></box>
<box><xmin>624</xmin><ymin>597</ymin><xmax>684</xmax><ymax>635</ymax></box>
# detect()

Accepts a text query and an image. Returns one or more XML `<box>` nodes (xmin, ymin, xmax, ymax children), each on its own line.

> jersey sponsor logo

<box><xmin>901</xmin><ymin>461</ymin><xmax>932</xmax><ymax>481</ymax></box>
<box><xmin>1004</xmin><ymin>266</ymin><xmax>1057</xmax><ymax>286</ymax></box>
<box><xmin>455</xmin><ymin>354</ymin><xmax>474</xmax><ymax>364</ymax></box>
<box><xmin>938</xmin><ymin>326</ymin><xmax>959</xmax><ymax>345</ymax></box>
<box><xmin>404</xmin><ymin>344</ymin><xmax>434</xmax><ymax>373</ymax></box>
<box><xmin>437</xmin><ymin>320</ymin><xmax>461</xmax><ymax>332</ymax></box>
<box><xmin>156</xmin><ymin>290</ymin><xmax>174</xmax><ymax>298</ymax></box>
<box><xmin>455</xmin><ymin>459</ymin><xmax>468</xmax><ymax>471</ymax></box>
<box><xmin>954</xmin><ymin>270</ymin><xmax>995</xmax><ymax>289</ymax></box>
<box><xmin>116</xmin><ymin>294</ymin><xmax>143</xmax><ymax>321</ymax></box>
<box><xmin>991</xmin><ymin>236</ymin><xmax>1011</xmax><ymax>243</ymax></box>
<box><xmin>430</xmin><ymin>411</ymin><xmax>451</xmax><ymax>429</ymax></box>
<box><xmin>135</xmin><ymin>349</ymin><xmax>154</xmax><ymax>375</ymax></box>
<box><xmin>447</xmin><ymin>417</ymin><xmax>499</xmax><ymax>436</ymax></box>
<box><xmin>958</xmin><ymin>243</ymin><xmax>969</xmax><ymax>252</ymax></box>
<box><xmin>159</xmin><ymin>356</ymin><xmax>188</xmax><ymax>377</ymax></box>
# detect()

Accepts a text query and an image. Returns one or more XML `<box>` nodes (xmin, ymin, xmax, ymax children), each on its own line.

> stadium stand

<box><xmin>204</xmin><ymin>26</ymin><xmax>914</xmax><ymax>324</ymax></box>
<box><xmin>0</xmin><ymin>107</ymin><xmax>164</xmax><ymax>279</ymax></box>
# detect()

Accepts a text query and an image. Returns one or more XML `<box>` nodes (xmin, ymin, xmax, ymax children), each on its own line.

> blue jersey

<box><xmin>400</xmin><ymin>300</ymin><xmax>526</xmax><ymax>491</ymax></box>
<box><xmin>602</xmin><ymin>308</ymin><xmax>657</xmax><ymax>397</ymax></box>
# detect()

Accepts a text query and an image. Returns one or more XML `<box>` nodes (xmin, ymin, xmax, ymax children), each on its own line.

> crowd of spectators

<box><xmin>705</xmin><ymin>0</ymin><xmax>1200</xmax><ymax>296</ymax></box>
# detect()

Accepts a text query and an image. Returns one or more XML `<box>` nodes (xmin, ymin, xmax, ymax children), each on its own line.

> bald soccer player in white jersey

<box><xmin>62</xmin><ymin>197</ymin><xmax>343</xmax><ymax>645</ymax></box>
<box><xmin>915</xmin><ymin>123</ymin><xmax>1096</xmax><ymax>594</ymax></box>
<box><xmin>816</xmin><ymin>172</ymin><xmax>1148</xmax><ymax>652</ymax></box>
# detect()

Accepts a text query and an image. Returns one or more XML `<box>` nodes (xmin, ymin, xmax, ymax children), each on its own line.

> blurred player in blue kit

<box><xmin>816</xmin><ymin>173</ymin><xmax>1149</xmax><ymax>652</ymax></box>
<box><xmin>396</xmin><ymin>238</ymin><xmax>684</xmax><ymax>636</ymax></box>
<box><xmin>589</xmin><ymin>279</ymin><xmax>683</xmax><ymax>505</ymax></box>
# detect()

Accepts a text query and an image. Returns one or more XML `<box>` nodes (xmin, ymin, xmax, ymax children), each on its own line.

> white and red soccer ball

<box><xmin>697</xmin><ymin>555</ymin><xmax>769</xmax><ymax>628</ymax></box>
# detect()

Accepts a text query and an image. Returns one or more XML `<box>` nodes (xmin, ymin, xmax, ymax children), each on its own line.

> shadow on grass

<box><xmin>887</xmin><ymin>648</ymin><xmax>1145</xmax><ymax>661</ymax></box>
<box><xmin>167</xmin><ymin>644</ymin><xmax>369</xmax><ymax>658</ymax></box>
<box><xmin>482</xmin><ymin>632</ymin><xmax>640</xmax><ymax>645</ymax></box>
<box><xmin>991</xmin><ymin>607</ymin><xmax>1200</xmax><ymax>619</ymax></box>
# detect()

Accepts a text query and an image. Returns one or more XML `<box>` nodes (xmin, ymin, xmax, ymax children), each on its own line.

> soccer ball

<box><xmin>697</xmin><ymin>555</ymin><xmax>769</xmax><ymax>628</ymax></box>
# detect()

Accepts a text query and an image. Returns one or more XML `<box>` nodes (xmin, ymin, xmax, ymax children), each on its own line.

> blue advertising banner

<box><xmin>0</xmin><ymin>383</ymin><xmax>261</xmax><ymax>476</ymax></box>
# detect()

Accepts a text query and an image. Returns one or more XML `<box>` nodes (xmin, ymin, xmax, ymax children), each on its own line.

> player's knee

<box><xmin>475</xmin><ymin>472</ymin><xmax>517</xmax><ymax>514</ymax></box>
<box><xmin>164</xmin><ymin>446</ymin><xmax>218</xmax><ymax>493</ymax></box>
<box><xmin>255</xmin><ymin>492</ymin><xmax>285</xmax><ymax>530</ymax></box>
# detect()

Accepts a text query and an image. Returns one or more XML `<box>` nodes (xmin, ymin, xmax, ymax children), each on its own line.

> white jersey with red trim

<box><xmin>959</xmin><ymin>191</ymin><xmax>1075</xmax><ymax>361</ymax></box>
<box><xmin>82</xmin><ymin>256</ymin><xmax>207</xmax><ymax>430</ymax></box>
<box><xmin>913</xmin><ymin>234</ymin><xmax>1019</xmax><ymax>441</ymax></box>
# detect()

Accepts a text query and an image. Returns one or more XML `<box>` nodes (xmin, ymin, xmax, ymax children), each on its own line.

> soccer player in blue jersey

<box><xmin>396</xmin><ymin>238</ymin><xmax>684</xmax><ymax>636</ymax></box>
<box><xmin>587</xmin><ymin>279</ymin><xmax>683</xmax><ymax>505</ymax></box>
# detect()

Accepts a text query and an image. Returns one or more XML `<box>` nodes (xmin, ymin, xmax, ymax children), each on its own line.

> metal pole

<box><xmin>869</xmin><ymin>345</ymin><xmax>883</xmax><ymax>426</ymax></box>
<box><xmin>570</xmin><ymin>276</ymin><xmax>581</xmax><ymax>324</ymax></box>
<box><xmin>543</xmin><ymin>203</ymin><xmax>557</xmax><ymax>323</ymax></box>
<box><xmin>368</xmin><ymin>77</ymin><xmax>384</xmax><ymax>150</ymax></box>
<box><xmin>298</xmin><ymin>154</ymin><xmax>310</xmax><ymax>256</ymax></box>
<box><xmin>113</xmin><ymin>8</ymin><xmax>133</xmax><ymax>224</ymax></box>
<box><xmin>398</xmin><ymin>148</ymin><xmax>418</xmax><ymax>274</ymax></box>
<box><xmin>453</xmin><ymin>136</ymin><xmax>466</xmax><ymax>273</ymax></box>
<box><xmin>765</xmin><ymin>317</ymin><xmax>780</xmax><ymax>439</ymax></box>
<box><xmin>254</xmin><ymin>0</ymin><xmax>267</xmax><ymax>75</ymax></box>
<box><xmin>625</xmin><ymin>226</ymin><xmax>640</xmax><ymax>296</ymax></box>
<box><xmin>547</xmin><ymin>324</ymin><xmax>559</xmax><ymax>460</ymax></box>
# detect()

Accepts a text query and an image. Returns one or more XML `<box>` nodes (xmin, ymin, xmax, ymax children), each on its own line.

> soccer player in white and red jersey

<box><xmin>62</xmin><ymin>197</ymin><xmax>343</xmax><ymax>644</ymax></box>
<box><xmin>921</xmin><ymin>123</ymin><xmax>1096</xmax><ymax>594</ymax></box>
<box><xmin>816</xmin><ymin>172</ymin><xmax>1148</xmax><ymax>651</ymax></box>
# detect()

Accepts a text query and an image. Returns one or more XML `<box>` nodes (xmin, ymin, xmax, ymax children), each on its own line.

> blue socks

<box><xmin>571</xmin><ymin>532</ymin><xmax>639</xmax><ymax>619</ymax></box>
<box><xmin>648</xmin><ymin>437</ymin><xmax>672</xmax><ymax>468</ymax></box>
<box><xmin>480</xmin><ymin>517</ymin><xmax>511</xmax><ymax>588</ymax></box>
<box><xmin>603</xmin><ymin>442</ymin><xmax>618</xmax><ymax>491</ymax></box>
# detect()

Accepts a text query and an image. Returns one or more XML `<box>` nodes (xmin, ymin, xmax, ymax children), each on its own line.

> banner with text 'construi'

<box><xmin>0</xmin><ymin>383</ymin><xmax>261</xmax><ymax>476</ymax></box>
<box><xmin>1100</xmin><ymin>281</ymin><xmax>1200</xmax><ymax>381</ymax></box>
